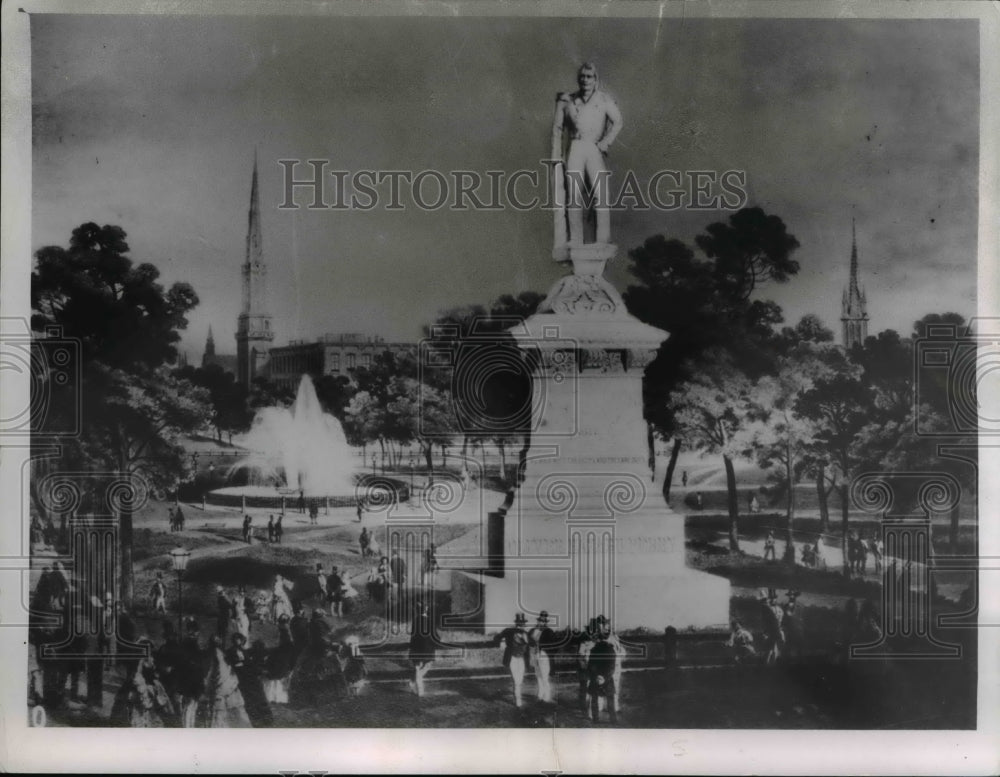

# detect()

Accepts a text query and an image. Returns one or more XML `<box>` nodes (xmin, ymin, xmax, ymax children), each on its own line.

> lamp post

<box><xmin>169</xmin><ymin>547</ymin><xmax>192</xmax><ymax>633</ymax></box>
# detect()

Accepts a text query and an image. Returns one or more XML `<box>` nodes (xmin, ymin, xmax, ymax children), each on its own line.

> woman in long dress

<box><xmin>264</xmin><ymin>615</ymin><xmax>295</xmax><ymax>705</ymax></box>
<box><xmin>110</xmin><ymin>637</ymin><xmax>175</xmax><ymax>727</ymax></box>
<box><xmin>199</xmin><ymin>636</ymin><xmax>251</xmax><ymax>728</ymax></box>
<box><xmin>232</xmin><ymin>592</ymin><xmax>251</xmax><ymax>643</ymax></box>
<box><xmin>270</xmin><ymin>575</ymin><xmax>294</xmax><ymax>623</ymax></box>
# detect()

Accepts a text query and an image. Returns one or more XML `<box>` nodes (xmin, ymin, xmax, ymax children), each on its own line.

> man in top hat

<box><xmin>528</xmin><ymin>610</ymin><xmax>557</xmax><ymax>703</ymax></box>
<box><xmin>495</xmin><ymin>613</ymin><xmax>531</xmax><ymax>708</ymax></box>
<box><xmin>760</xmin><ymin>588</ymin><xmax>784</xmax><ymax>665</ymax></box>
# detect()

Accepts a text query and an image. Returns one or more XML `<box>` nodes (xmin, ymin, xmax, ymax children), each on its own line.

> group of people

<box><xmin>847</xmin><ymin>530</ymin><xmax>883</xmax><ymax>577</ymax></box>
<box><xmin>167</xmin><ymin>506</ymin><xmax>186</xmax><ymax>532</ymax></box>
<box><xmin>239</xmin><ymin>513</ymin><xmax>285</xmax><ymax>545</ymax></box>
<box><xmin>727</xmin><ymin>588</ymin><xmax>805</xmax><ymax>666</ymax></box>
<box><xmin>493</xmin><ymin>612</ymin><xmax>624</xmax><ymax>723</ymax></box>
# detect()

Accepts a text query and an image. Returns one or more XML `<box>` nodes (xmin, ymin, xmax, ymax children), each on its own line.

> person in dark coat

<box><xmin>389</xmin><ymin>551</ymin><xmax>406</xmax><ymax>612</ymax></box>
<box><xmin>587</xmin><ymin>626</ymin><xmax>620</xmax><ymax>724</ymax></box>
<box><xmin>274</xmin><ymin>515</ymin><xmax>283</xmax><ymax>544</ymax></box>
<box><xmin>267</xmin><ymin>515</ymin><xmax>275</xmax><ymax>543</ymax></box>
<box><xmin>289</xmin><ymin>604</ymin><xmax>309</xmax><ymax>659</ymax></box>
<box><xmin>408</xmin><ymin>600</ymin><xmax>436</xmax><ymax>697</ymax></box>
<box><xmin>226</xmin><ymin>633</ymin><xmax>272</xmax><ymax>727</ymax></box>
<box><xmin>215</xmin><ymin>586</ymin><xmax>230</xmax><ymax>638</ymax></box>
<box><xmin>326</xmin><ymin>566</ymin><xmax>344</xmax><ymax>618</ymax></box>
<box><xmin>264</xmin><ymin>615</ymin><xmax>295</xmax><ymax>705</ymax></box>
<box><xmin>176</xmin><ymin>617</ymin><xmax>206</xmax><ymax>728</ymax></box>
<box><xmin>154</xmin><ymin>621</ymin><xmax>184</xmax><ymax>725</ymax></box>
<box><xmin>495</xmin><ymin>612</ymin><xmax>530</xmax><ymax>708</ymax></box>
<box><xmin>288</xmin><ymin>611</ymin><xmax>335</xmax><ymax>708</ymax></box>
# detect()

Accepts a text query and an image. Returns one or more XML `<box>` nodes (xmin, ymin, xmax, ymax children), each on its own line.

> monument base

<box><xmin>448</xmin><ymin>507</ymin><xmax>732</xmax><ymax>633</ymax></box>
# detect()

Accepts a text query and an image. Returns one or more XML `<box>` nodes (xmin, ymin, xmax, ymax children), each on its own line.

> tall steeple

<box><xmin>203</xmin><ymin>325</ymin><xmax>216</xmax><ymax>361</ymax></box>
<box><xmin>841</xmin><ymin>217</ymin><xmax>869</xmax><ymax>350</ymax></box>
<box><xmin>236</xmin><ymin>150</ymin><xmax>275</xmax><ymax>388</ymax></box>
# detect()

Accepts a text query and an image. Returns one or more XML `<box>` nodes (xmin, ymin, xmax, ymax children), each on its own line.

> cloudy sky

<box><xmin>31</xmin><ymin>12</ymin><xmax>979</xmax><ymax>359</ymax></box>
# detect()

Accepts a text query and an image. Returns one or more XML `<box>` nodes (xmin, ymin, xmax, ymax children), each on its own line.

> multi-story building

<box><xmin>268</xmin><ymin>333</ymin><xmax>414</xmax><ymax>391</ymax></box>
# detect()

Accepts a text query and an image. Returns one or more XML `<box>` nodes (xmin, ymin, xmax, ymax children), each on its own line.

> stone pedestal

<box><xmin>458</xmin><ymin>245</ymin><xmax>730</xmax><ymax>632</ymax></box>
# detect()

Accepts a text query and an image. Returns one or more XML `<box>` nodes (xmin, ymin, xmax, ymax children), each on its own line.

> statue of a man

<box><xmin>551</xmin><ymin>62</ymin><xmax>623</xmax><ymax>254</ymax></box>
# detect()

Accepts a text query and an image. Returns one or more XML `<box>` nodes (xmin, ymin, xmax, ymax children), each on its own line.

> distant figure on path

<box><xmin>763</xmin><ymin>531</ymin><xmax>777</xmax><ymax>562</ymax></box>
<box><xmin>681</xmin><ymin>470</ymin><xmax>688</xmax><ymax>488</ymax></box>
<box><xmin>274</xmin><ymin>514</ymin><xmax>283</xmax><ymax>544</ymax></box>
<box><xmin>267</xmin><ymin>515</ymin><xmax>275</xmax><ymax>543</ymax></box>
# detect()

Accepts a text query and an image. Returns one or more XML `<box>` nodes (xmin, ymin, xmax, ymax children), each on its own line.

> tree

<box><xmin>32</xmin><ymin>223</ymin><xmax>198</xmax><ymax>369</ymax></box>
<box><xmin>694</xmin><ymin>206</ymin><xmax>801</xmax><ymax>304</ymax></box>
<box><xmin>748</xmin><ymin>335</ymin><xmax>841</xmax><ymax>561</ymax></box>
<box><xmin>671</xmin><ymin>349</ymin><xmax>755</xmax><ymax>551</ymax></box>
<box><xmin>624</xmin><ymin>209</ymin><xmax>801</xmax><ymax>504</ymax></box>
<box><xmin>175</xmin><ymin>363</ymin><xmax>251</xmax><ymax>443</ymax></box>
<box><xmin>795</xmin><ymin>367</ymin><xmax>874</xmax><ymax>576</ymax></box>
<box><xmin>31</xmin><ymin>223</ymin><xmax>209</xmax><ymax>606</ymax></box>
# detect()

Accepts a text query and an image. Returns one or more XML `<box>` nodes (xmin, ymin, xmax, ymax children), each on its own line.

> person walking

<box><xmin>314</xmin><ymin>563</ymin><xmax>328</xmax><ymax>615</ymax></box>
<box><xmin>264</xmin><ymin>614</ymin><xmax>295</xmax><ymax>705</ymax></box>
<box><xmin>495</xmin><ymin>613</ymin><xmax>531</xmax><ymax>708</ymax></box>
<box><xmin>326</xmin><ymin>566</ymin><xmax>344</xmax><ymax>618</ymax></box>
<box><xmin>232</xmin><ymin>591</ymin><xmax>250</xmax><ymax>643</ymax></box>
<box><xmin>226</xmin><ymin>633</ymin><xmax>272</xmax><ymax>727</ymax></box>
<box><xmin>149</xmin><ymin>573</ymin><xmax>167</xmax><ymax>615</ymax></box>
<box><xmin>176</xmin><ymin>617</ymin><xmax>205</xmax><ymax>728</ymax></box>
<box><xmin>763</xmin><ymin>531</ymin><xmax>777</xmax><ymax>562</ymax></box>
<box><xmin>782</xmin><ymin>590</ymin><xmax>804</xmax><ymax>662</ymax></box>
<box><xmin>175</xmin><ymin>505</ymin><xmax>186</xmax><ymax>531</ymax></box>
<box><xmin>215</xmin><ymin>586</ymin><xmax>230</xmax><ymax>638</ymax></box>
<box><xmin>267</xmin><ymin>516</ymin><xmax>275</xmax><ymax>544</ymax></box>
<box><xmin>587</xmin><ymin>619</ymin><xmax>621</xmax><ymax>724</ymax></box>
<box><xmin>389</xmin><ymin>550</ymin><xmax>406</xmax><ymax>609</ymax></box>
<box><xmin>274</xmin><ymin>514</ymin><xmax>283</xmax><ymax>544</ymax></box>
<box><xmin>199</xmin><ymin>636</ymin><xmax>251</xmax><ymax>727</ymax></box>
<box><xmin>242</xmin><ymin>514</ymin><xmax>252</xmax><ymax>544</ymax></box>
<box><xmin>760</xmin><ymin>588</ymin><xmax>784</xmax><ymax>665</ymax></box>
<box><xmin>408</xmin><ymin>600</ymin><xmax>436</xmax><ymax>697</ymax></box>
<box><xmin>359</xmin><ymin>527</ymin><xmax>371</xmax><ymax>558</ymax></box>
<box><xmin>528</xmin><ymin>611</ymin><xmax>557</xmax><ymax>703</ymax></box>
<box><xmin>289</xmin><ymin>603</ymin><xmax>309</xmax><ymax>660</ymax></box>
<box><xmin>727</xmin><ymin>618</ymin><xmax>756</xmax><ymax>664</ymax></box>
<box><xmin>870</xmin><ymin>534</ymin><xmax>883</xmax><ymax>575</ymax></box>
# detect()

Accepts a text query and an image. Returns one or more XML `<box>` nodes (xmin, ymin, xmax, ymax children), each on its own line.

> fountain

<box><xmin>206</xmin><ymin>375</ymin><xmax>383</xmax><ymax>508</ymax></box>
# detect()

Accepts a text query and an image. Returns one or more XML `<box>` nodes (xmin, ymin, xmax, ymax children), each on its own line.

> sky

<box><xmin>30</xmin><ymin>13</ymin><xmax>979</xmax><ymax>360</ymax></box>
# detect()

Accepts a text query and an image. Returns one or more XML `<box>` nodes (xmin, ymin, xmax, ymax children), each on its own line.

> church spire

<box><xmin>205</xmin><ymin>325</ymin><xmax>216</xmax><ymax>357</ymax></box>
<box><xmin>236</xmin><ymin>150</ymin><xmax>274</xmax><ymax>388</ymax></box>
<box><xmin>841</xmin><ymin>216</ymin><xmax>869</xmax><ymax>350</ymax></box>
<box><xmin>245</xmin><ymin>148</ymin><xmax>263</xmax><ymax>280</ymax></box>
